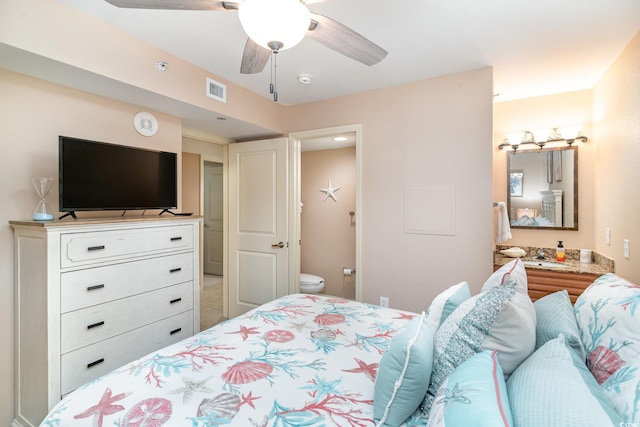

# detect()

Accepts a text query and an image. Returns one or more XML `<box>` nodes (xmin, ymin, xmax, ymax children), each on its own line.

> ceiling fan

<box><xmin>103</xmin><ymin>0</ymin><xmax>388</xmax><ymax>75</ymax></box>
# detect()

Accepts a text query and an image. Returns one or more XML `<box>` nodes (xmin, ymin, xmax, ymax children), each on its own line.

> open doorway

<box><xmin>201</xmin><ymin>160</ymin><xmax>225</xmax><ymax>329</ymax></box>
<box><xmin>289</xmin><ymin>124</ymin><xmax>362</xmax><ymax>301</ymax></box>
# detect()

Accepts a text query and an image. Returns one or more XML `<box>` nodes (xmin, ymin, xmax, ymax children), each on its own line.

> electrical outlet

<box><xmin>605</xmin><ymin>227</ymin><xmax>611</xmax><ymax>245</ymax></box>
<box><xmin>380</xmin><ymin>296</ymin><xmax>389</xmax><ymax>308</ymax></box>
<box><xmin>624</xmin><ymin>239</ymin><xmax>630</xmax><ymax>259</ymax></box>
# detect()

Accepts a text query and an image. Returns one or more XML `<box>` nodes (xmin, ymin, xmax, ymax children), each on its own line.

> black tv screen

<box><xmin>59</xmin><ymin>136</ymin><xmax>177</xmax><ymax>213</ymax></box>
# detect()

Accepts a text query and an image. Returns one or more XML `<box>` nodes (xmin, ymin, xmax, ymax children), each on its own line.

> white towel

<box><xmin>496</xmin><ymin>202</ymin><xmax>512</xmax><ymax>243</ymax></box>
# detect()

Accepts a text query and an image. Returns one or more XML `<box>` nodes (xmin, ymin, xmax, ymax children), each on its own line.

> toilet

<box><xmin>300</xmin><ymin>273</ymin><xmax>325</xmax><ymax>294</ymax></box>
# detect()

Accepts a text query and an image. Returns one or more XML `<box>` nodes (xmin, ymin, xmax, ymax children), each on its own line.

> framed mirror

<box><xmin>507</xmin><ymin>147</ymin><xmax>578</xmax><ymax>230</ymax></box>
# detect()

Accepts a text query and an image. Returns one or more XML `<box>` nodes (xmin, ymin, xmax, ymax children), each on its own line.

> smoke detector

<box><xmin>297</xmin><ymin>74</ymin><xmax>312</xmax><ymax>84</ymax></box>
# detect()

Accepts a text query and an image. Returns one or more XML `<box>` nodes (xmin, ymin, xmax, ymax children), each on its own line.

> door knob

<box><xmin>271</xmin><ymin>241</ymin><xmax>285</xmax><ymax>249</ymax></box>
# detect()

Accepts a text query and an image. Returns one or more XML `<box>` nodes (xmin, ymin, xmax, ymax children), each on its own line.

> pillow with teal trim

<box><xmin>423</xmin><ymin>277</ymin><xmax>535</xmax><ymax>413</ymax></box>
<box><xmin>427</xmin><ymin>350</ymin><xmax>513</xmax><ymax>427</ymax></box>
<box><xmin>506</xmin><ymin>335</ymin><xmax>622</xmax><ymax>427</ymax></box>
<box><xmin>534</xmin><ymin>290</ymin><xmax>585</xmax><ymax>360</ymax></box>
<box><xmin>425</xmin><ymin>282</ymin><xmax>471</xmax><ymax>333</ymax></box>
<box><xmin>373</xmin><ymin>312</ymin><xmax>434</xmax><ymax>426</ymax></box>
<box><xmin>574</xmin><ymin>273</ymin><xmax>640</xmax><ymax>422</ymax></box>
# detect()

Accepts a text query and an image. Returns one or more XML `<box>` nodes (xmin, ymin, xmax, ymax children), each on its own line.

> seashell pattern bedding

<box><xmin>41</xmin><ymin>294</ymin><xmax>425</xmax><ymax>426</ymax></box>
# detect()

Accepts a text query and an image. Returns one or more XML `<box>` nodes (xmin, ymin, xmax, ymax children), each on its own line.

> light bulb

<box><xmin>239</xmin><ymin>0</ymin><xmax>311</xmax><ymax>51</ymax></box>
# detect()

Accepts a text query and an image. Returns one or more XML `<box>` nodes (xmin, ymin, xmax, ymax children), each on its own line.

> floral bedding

<box><xmin>42</xmin><ymin>293</ymin><xmax>428</xmax><ymax>427</ymax></box>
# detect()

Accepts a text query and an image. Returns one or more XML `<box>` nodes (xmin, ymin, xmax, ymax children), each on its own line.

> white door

<box><xmin>203</xmin><ymin>163</ymin><xmax>223</xmax><ymax>275</ymax></box>
<box><xmin>228</xmin><ymin>138</ymin><xmax>289</xmax><ymax>318</ymax></box>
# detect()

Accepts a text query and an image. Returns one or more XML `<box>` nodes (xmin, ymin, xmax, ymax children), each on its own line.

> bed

<box><xmin>41</xmin><ymin>262</ymin><xmax>639</xmax><ymax>427</ymax></box>
<box><xmin>41</xmin><ymin>293</ymin><xmax>426</xmax><ymax>427</ymax></box>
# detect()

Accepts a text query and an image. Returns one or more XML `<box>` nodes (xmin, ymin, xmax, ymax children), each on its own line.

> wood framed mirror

<box><xmin>507</xmin><ymin>146</ymin><xmax>578</xmax><ymax>230</ymax></box>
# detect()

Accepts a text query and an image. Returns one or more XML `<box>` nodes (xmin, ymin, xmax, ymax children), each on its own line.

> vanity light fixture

<box><xmin>498</xmin><ymin>127</ymin><xmax>588</xmax><ymax>152</ymax></box>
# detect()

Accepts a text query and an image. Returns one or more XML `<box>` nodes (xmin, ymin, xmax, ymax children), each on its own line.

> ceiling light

<box><xmin>238</xmin><ymin>0</ymin><xmax>311</xmax><ymax>52</ymax></box>
<box><xmin>297</xmin><ymin>74</ymin><xmax>312</xmax><ymax>84</ymax></box>
<box><xmin>333</xmin><ymin>136</ymin><xmax>348</xmax><ymax>142</ymax></box>
<box><xmin>498</xmin><ymin>127</ymin><xmax>588</xmax><ymax>151</ymax></box>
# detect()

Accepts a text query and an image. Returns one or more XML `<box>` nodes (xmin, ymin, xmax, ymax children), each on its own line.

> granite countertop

<box><xmin>494</xmin><ymin>245</ymin><xmax>614</xmax><ymax>276</ymax></box>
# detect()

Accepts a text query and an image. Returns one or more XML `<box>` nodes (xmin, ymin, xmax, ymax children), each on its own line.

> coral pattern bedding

<box><xmin>42</xmin><ymin>294</ymin><xmax>426</xmax><ymax>427</ymax></box>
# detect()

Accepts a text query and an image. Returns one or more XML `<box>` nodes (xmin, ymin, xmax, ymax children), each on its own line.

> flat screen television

<box><xmin>59</xmin><ymin>136</ymin><xmax>177</xmax><ymax>218</ymax></box>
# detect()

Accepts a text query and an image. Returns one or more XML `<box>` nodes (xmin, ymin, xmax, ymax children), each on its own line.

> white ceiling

<box><xmin>32</xmin><ymin>1</ymin><xmax>640</xmax><ymax>138</ymax></box>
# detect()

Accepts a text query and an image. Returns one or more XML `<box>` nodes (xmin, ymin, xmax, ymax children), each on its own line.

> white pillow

<box><xmin>482</xmin><ymin>258</ymin><xmax>528</xmax><ymax>294</ymax></box>
<box><xmin>574</xmin><ymin>273</ymin><xmax>640</xmax><ymax>422</ymax></box>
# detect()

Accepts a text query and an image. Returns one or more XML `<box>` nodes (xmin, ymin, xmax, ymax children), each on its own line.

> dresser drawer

<box><xmin>60</xmin><ymin>252</ymin><xmax>194</xmax><ymax>313</ymax></box>
<box><xmin>60</xmin><ymin>311</ymin><xmax>194</xmax><ymax>395</ymax></box>
<box><xmin>61</xmin><ymin>281</ymin><xmax>193</xmax><ymax>353</ymax></box>
<box><xmin>60</xmin><ymin>225</ymin><xmax>193</xmax><ymax>268</ymax></box>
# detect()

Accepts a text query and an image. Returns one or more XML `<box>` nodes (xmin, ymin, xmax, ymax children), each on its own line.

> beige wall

<box><xmin>592</xmin><ymin>32</ymin><xmax>640</xmax><ymax>282</ymax></box>
<box><xmin>182</xmin><ymin>152</ymin><xmax>201</xmax><ymax>215</ymax></box>
<box><xmin>0</xmin><ymin>0</ymin><xmax>285</xmax><ymax>134</ymax></box>
<box><xmin>301</xmin><ymin>148</ymin><xmax>356</xmax><ymax>299</ymax></box>
<box><xmin>286</xmin><ymin>67</ymin><xmax>495</xmax><ymax>312</ymax></box>
<box><xmin>0</xmin><ymin>69</ymin><xmax>183</xmax><ymax>423</ymax></box>
<box><xmin>493</xmin><ymin>90</ymin><xmax>595</xmax><ymax>250</ymax></box>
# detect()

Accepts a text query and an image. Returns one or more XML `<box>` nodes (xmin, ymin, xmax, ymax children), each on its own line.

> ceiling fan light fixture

<box><xmin>238</xmin><ymin>0</ymin><xmax>311</xmax><ymax>51</ymax></box>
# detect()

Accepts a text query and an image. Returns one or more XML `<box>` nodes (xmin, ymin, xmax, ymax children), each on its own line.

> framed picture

<box><xmin>510</xmin><ymin>170</ymin><xmax>524</xmax><ymax>197</ymax></box>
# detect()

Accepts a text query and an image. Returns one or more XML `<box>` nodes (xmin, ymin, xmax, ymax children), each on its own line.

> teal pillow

<box><xmin>373</xmin><ymin>312</ymin><xmax>434</xmax><ymax>426</ymax></box>
<box><xmin>506</xmin><ymin>335</ymin><xmax>622</xmax><ymax>427</ymax></box>
<box><xmin>425</xmin><ymin>282</ymin><xmax>471</xmax><ymax>333</ymax></box>
<box><xmin>534</xmin><ymin>290</ymin><xmax>585</xmax><ymax>360</ymax></box>
<box><xmin>427</xmin><ymin>350</ymin><xmax>513</xmax><ymax>426</ymax></box>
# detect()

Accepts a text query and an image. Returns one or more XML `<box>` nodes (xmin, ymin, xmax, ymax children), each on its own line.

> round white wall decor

<box><xmin>133</xmin><ymin>112</ymin><xmax>158</xmax><ymax>136</ymax></box>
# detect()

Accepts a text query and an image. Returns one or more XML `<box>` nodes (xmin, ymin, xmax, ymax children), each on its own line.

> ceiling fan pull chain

<box><xmin>273</xmin><ymin>50</ymin><xmax>278</xmax><ymax>102</ymax></box>
<box><xmin>269</xmin><ymin>51</ymin><xmax>274</xmax><ymax>95</ymax></box>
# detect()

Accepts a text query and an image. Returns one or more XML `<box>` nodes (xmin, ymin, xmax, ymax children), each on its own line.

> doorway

<box><xmin>201</xmin><ymin>160</ymin><xmax>225</xmax><ymax>329</ymax></box>
<box><xmin>289</xmin><ymin>124</ymin><xmax>362</xmax><ymax>301</ymax></box>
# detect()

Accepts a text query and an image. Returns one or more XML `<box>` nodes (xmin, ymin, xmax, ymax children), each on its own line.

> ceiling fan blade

<box><xmin>240</xmin><ymin>38</ymin><xmax>271</xmax><ymax>74</ymax></box>
<box><xmin>103</xmin><ymin>0</ymin><xmax>238</xmax><ymax>11</ymax></box>
<box><xmin>307</xmin><ymin>13</ymin><xmax>387</xmax><ymax>66</ymax></box>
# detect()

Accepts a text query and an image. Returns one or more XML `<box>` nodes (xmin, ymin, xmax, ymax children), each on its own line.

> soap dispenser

<box><xmin>556</xmin><ymin>241</ymin><xmax>565</xmax><ymax>263</ymax></box>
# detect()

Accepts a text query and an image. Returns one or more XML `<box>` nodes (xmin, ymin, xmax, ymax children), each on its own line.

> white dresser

<box><xmin>10</xmin><ymin>217</ymin><xmax>202</xmax><ymax>427</ymax></box>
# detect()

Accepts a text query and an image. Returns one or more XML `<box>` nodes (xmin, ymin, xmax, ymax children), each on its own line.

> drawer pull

<box><xmin>170</xmin><ymin>267</ymin><xmax>182</xmax><ymax>273</ymax></box>
<box><xmin>87</xmin><ymin>321</ymin><xmax>105</xmax><ymax>330</ymax></box>
<box><xmin>170</xmin><ymin>297</ymin><xmax>182</xmax><ymax>304</ymax></box>
<box><xmin>86</xmin><ymin>284</ymin><xmax>105</xmax><ymax>291</ymax></box>
<box><xmin>87</xmin><ymin>245</ymin><xmax>105</xmax><ymax>252</ymax></box>
<box><xmin>87</xmin><ymin>358</ymin><xmax>104</xmax><ymax>369</ymax></box>
<box><xmin>170</xmin><ymin>328</ymin><xmax>182</xmax><ymax>335</ymax></box>
<box><xmin>170</xmin><ymin>236</ymin><xmax>182</xmax><ymax>241</ymax></box>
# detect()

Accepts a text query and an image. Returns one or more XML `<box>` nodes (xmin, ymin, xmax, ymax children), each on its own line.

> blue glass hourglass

<box><xmin>32</xmin><ymin>177</ymin><xmax>54</xmax><ymax>221</ymax></box>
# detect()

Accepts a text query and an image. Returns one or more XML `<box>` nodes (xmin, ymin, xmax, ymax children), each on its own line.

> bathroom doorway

<box><xmin>290</xmin><ymin>125</ymin><xmax>362</xmax><ymax>301</ymax></box>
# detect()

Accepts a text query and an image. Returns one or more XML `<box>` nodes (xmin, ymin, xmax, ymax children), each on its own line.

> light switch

<box><xmin>624</xmin><ymin>239</ymin><xmax>630</xmax><ymax>259</ymax></box>
<box><xmin>605</xmin><ymin>227</ymin><xmax>611</xmax><ymax>245</ymax></box>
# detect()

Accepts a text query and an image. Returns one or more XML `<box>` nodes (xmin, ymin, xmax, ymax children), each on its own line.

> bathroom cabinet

<box><xmin>524</xmin><ymin>269</ymin><xmax>599</xmax><ymax>303</ymax></box>
<box><xmin>492</xmin><ymin>263</ymin><xmax>600</xmax><ymax>303</ymax></box>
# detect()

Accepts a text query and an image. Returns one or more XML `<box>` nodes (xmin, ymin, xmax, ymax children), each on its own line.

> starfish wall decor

<box><xmin>320</xmin><ymin>179</ymin><xmax>340</xmax><ymax>202</ymax></box>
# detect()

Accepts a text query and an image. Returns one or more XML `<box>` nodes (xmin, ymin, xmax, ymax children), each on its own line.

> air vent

<box><xmin>206</xmin><ymin>77</ymin><xmax>227</xmax><ymax>103</ymax></box>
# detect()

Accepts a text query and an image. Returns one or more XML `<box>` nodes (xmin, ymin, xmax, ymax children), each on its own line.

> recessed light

<box><xmin>333</xmin><ymin>136</ymin><xmax>348</xmax><ymax>142</ymax></box>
